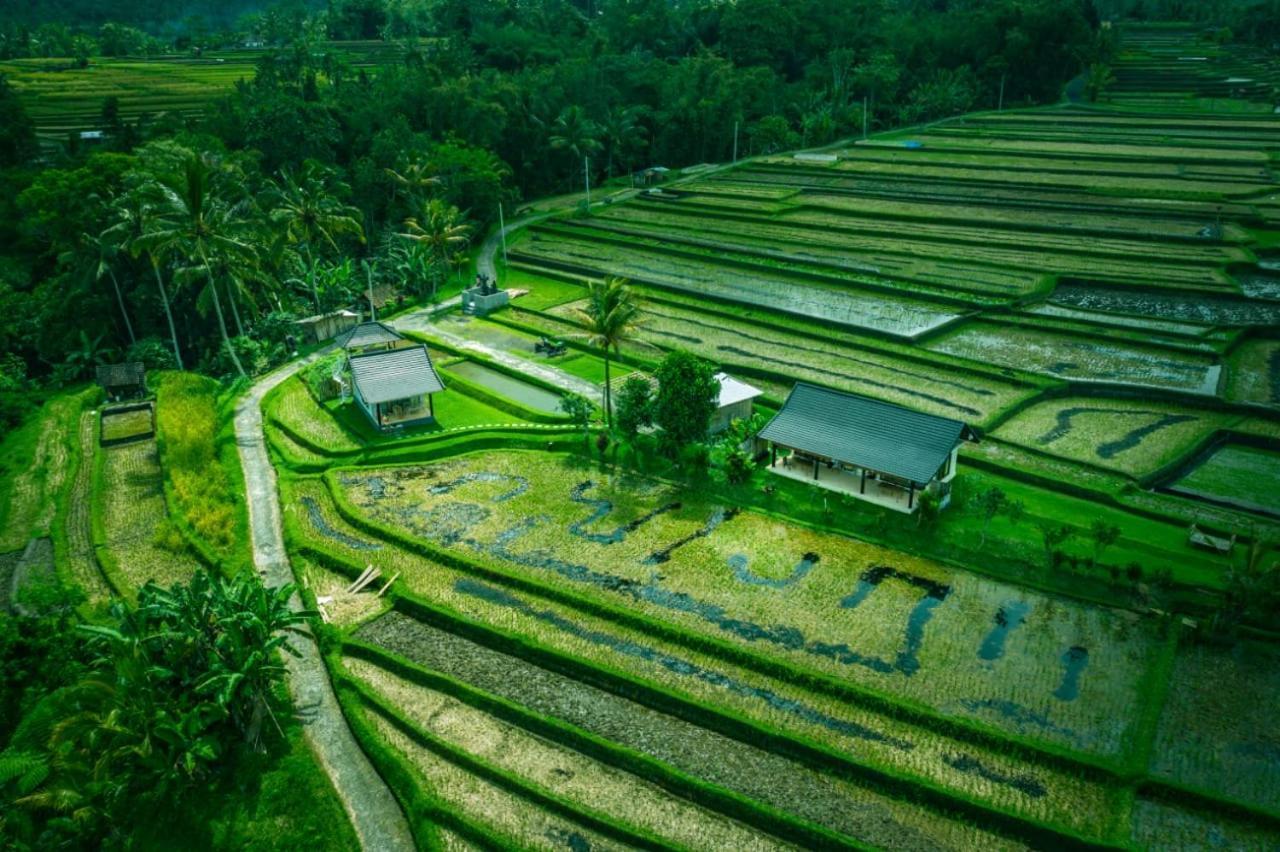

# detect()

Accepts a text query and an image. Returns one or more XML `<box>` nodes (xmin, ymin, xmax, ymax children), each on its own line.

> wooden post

<box><xmin>813</xmin><ymin>458</ymin><xmax>819</xmax><ymax>480</ymax></box>
<box><xmin>860</xmin><ymin>468</ymin><xmax>866</xmax><ymax>494</ymax></box>
<box><xmin>908</xmin><ymin>482</ymin><xmax>915</xmax><ymax>510</ymax></box>
<box><xmin>771</xmin><ymin>444</ymin><xmax>776</xmax><ymax>467</ymax></box>
<box><xmin>428</xmin><ymin>393</ymin><xmax>434</xmax><ymax>420</ymax></box>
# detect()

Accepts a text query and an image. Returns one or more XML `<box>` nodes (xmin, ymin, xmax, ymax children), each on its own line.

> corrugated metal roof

<box><xmin>336</xmin><ymin>321</ymin><xmax>403</xmax><ymax>349</ymax></box>
<box><xmin>349</xmin><ymin>345</ymin><xmax>445</xmax><ymax>404</ymax></box>
<box><xmin>96</xmin><ymin>362</ymin><xmax>146</xmax><ymax>388</ymax></box>
<box><xmin>715</xmin><ymin>372</ymin><xmax>763</xmax><ymax>408</ymax></box>
<box><xmin>758</xmin><ymin>383</ymin><xmax>971</xmax><ymax>484</ymax></box>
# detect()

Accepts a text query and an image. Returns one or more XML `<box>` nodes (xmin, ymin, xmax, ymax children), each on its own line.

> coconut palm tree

<box><xmin>135</xmin><ymin>150</ymin><xmax>257</xmax><ymax>378</ymax></box>
<box><xmin>104</xmin><ymin>186</ymin><xmax>185</xmax><ymax>368</ymax></box>
<box><xmin>268</xmin><ymin>162</ymin><xmax>364</xmax><ymax>312</ymax></box>
<box><xmin>550</xmin><ymin>105</ymin><xmax>603</xmax><ymax>187</ymax></box>
<box><xmin>61</xmin><ymin>230</ymin><xmax>136</xmax><ymax>348</ymax></box>
<box><xmin>601</xmin><ymin>105</ymin><xmax>646</xmax><ymax>180</ymax></box>
<box><xmin>399</xmin><ymin>199</ymin><xmax>471</xmax><ymax>299</ymax></box>
<box><xmin>570</xmin><ymin>276</ymin><xmax>641</xmax><ymax>427</ymax></box>
<box><xmin>384</xmin><ymin>158</ymin><xmax>442</xmax><ymax>208</ymax></box>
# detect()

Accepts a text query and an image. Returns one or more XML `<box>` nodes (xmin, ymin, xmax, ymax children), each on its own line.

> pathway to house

<box><xmin>234</xmin><ymin>349</ymin><xmax>415</xmax><ymax>852</ymax></box>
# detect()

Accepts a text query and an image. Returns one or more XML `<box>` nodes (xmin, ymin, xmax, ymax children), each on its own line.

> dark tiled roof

<box><xmin>758</xmin><ymin>383</ymin><xmax>974</xmax><ymax>484</ymax></box>
<box><xmin>335</xmin><ymin>321</ymin><xmax>403</xmax><ymax>349</ymax></box>
<box><xmin>95</xmin><ymin>362</ymin><xmax>146</xmax><ymax>388</ymax></box>
<box><xmin>349</xmin><ymin>345</ymin><xmax>445</xmax><ymax>404</ymax></box>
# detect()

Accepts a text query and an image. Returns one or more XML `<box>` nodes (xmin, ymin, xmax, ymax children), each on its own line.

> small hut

<box><xmin>335</xmin><ymin>321</ymin><xmax>404</xmax><ymax>351</ymax></box>
<box><xmin>349</xmin><ymin>345</ymin><xmax>446</xmax><ymax>430</ymax></box>
<box><xmin>96</xmin><ymin>362</ymin><xmax>147</xmax><ymax>401</ymax></box>
<box><xmin>710</xmin><ymin>372</ymin><xmax>763</xmax><ymax>435</ymax></box>
<box><xmin>293</xmin><ymin>309</ymin><xmax>359</xmax><ymax>344</ymax></box>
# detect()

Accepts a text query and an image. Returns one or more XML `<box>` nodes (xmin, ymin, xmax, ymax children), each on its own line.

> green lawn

<box><xmin>501</xmin><ymin>265</ymin><xmax>588</xmax><ymax>311</ymax></box>
<box><xmin>1172</xmin><ymin>444</ymin><xmax>1280</xmax><ymax>515</ymax></box>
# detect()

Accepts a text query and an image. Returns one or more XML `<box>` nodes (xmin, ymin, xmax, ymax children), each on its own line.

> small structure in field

<box><xmin>348</xmin><ymin>344</ymin><xmax>445</xmax><ymax>431</ymax></box>
<box><xmin>462</xmin><ymin>273</ymin><xmax>509</xmax><ymax>317</ymax></box>
<box><xmin>96</xmin><ymin>362</ymin><xmax>147</xmax><ymax>401</ymax></box>
<box><xmin>335</xmin><ymin>320</ymin><xmax>404</xmax><ymax>351</ymax></box>
<box><xmin>710</xmin><ymin>372</ymin><xmax>763</xmax><ymax>434</ymax></box>
<box><xmin>357</xmin><ymin>282</ymin><xmax>403</xmax><ymax>316</ymax></box>
<box><xmin>635</xmin><ymin>166</ymin><xmax>670</xmax><ymax>186</ymax></box>
<box><xmin>758</xmin><ymin>383</ymin><xmax>977</xmax><ymax>513</ymax></box>
<box><xmin>293</xmin><ymin>309</ymin><xmax>359</xmax><ymax>344</ymax></box>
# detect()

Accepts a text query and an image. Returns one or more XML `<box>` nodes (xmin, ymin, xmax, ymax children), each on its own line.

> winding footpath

<box><xmin>234</xmin><ymin>350</ymin><xmax>415</xmax><ymax>852</ymax></box>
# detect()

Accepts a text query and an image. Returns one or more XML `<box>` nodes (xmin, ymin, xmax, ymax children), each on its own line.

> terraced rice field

<box><xmin>266</xmin><ymin>24</ymin><xmax>1280</xmax><ymax>849</ymax></box>
<box><xmin>284</xmin><ymin>449</ymin><xmax>1280</xmax><ymax>848</ymax></box>
<box><xmin>1169</xmin><ymin>443</ymin><xmax>1280</xmax><ymax>516</ymax></box>
<box><xmin>97</xmin><ymin>439</ymin><xmax>201</xmax><ymax>592</ymax></box>
<box><xmin>0</xmin><ymin>41</ymin><xmax>409</xmax><ymax>145</ymax></box>
<box><xmin>992</xmin><ymin>398</ymin><xmax>1235</xmax><ymax>479</ymax></box>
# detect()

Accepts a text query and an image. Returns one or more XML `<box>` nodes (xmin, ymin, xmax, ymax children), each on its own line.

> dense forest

<box><xmin>0</xmin><ymin>0</ymin><xmax>1275</xmax><ymax>426</ymax></box>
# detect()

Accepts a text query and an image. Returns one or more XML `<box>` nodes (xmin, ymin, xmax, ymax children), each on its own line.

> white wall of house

<box><xmin>711</xmin><ymin>398</ymin><xmax>755</xmax><ymax>434</ymax></box>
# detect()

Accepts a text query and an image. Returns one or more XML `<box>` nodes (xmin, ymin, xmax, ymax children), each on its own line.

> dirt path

<box><xmin>234</xmin><ymin>349</ymin><xmax>415</xmax><ymax>852</ymax></box>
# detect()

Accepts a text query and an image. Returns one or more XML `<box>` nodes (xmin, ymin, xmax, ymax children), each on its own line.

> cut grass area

<box><xmin>992</xmin><ymin>397</ymin><xmax>1235</xmax><ymax>480</ymax></box>
<box><xmin>321</xmin><ymin>386</ymin><xmax>529</xmax><ymax>443</ymax></box>
<box><xmin>1170</xmin><ymin>444</ymin><xmax>1280</xmax><ymax>516</ymax></box>
<box><xmin>268</xmin><ymin>377</ymin><xmax>363</xmax><ymax>455</ymax></box>
<box><xmin>501</xmin><ymin>266</ymin><xmax>587</xmax><ymax>311</ymax></box>
<box><xmin>96</xmin><ymin>439</ymin><xmax>202</xmax><ymax>595</ymax></box>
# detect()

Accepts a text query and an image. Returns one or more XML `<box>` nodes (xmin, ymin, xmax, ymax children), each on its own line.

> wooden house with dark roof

<box><xmin>95</xmin><ymin>362</ymin><xmax>147</xmax><ymax>401</ymax></box>
<box><xmin>758</xmin><ymin>383</ymin><xmax>977</xmax><ymax>513</ymax></box>
<box><xmin>348</xmin><ymin>344</ymin><xmax>445</xmax><ymax>430</ymax></box>
<box><xmin>335</xmin><ymin>320</ymin><xmax>404</xmax><ymax>351</ymax></box>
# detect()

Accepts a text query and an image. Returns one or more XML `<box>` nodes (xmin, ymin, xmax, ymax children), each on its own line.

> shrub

<box><xmin>125</xmin><ymin>337</ymin><xmax>178</xmax><ymax>371</ymax></box>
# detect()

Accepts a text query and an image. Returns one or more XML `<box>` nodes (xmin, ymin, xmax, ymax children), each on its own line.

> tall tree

<box><xmin>269</xmin><ymin>161</ymin><xmax>364</xmax><ymax>312</ymax></box>
<box><xmin>549</xmin><ymin>105</ymin><xmax>603</xmax><ymax>186</ymax></box>
<box><xmin>570</xmin><ymin>276</ymin><xmax>641</xmax><ymax>427</ymax></box>
<box><xmin>398</xmin><ymin>198</ymin><xmax>471</xmax><ymax>299</ymax></box>
<box><xmin>106</xmin><ymin>183</ymin><xmax>185</xmax><ymax>369</ymax></box>
<box><xmin>136</xmin><ymin>150</ymin><xmax>257</xmax><ymax>378</ymax></box>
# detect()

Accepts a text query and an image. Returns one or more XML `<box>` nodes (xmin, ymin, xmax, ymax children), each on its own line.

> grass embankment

<box><xmin>0</xmin><ymin>387</ymin><xmax>99</xmax><ymax>554</ymax></box>
<box><xmin>153</xmin><ymin>371</ymin><xmax>251</xmax><ymax>574</ymax></box>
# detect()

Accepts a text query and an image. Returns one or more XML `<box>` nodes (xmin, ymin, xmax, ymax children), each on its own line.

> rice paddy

<box><xmin>274</xmin><ymin>30</ymin><xmax>1280</xmax><ymax>843</ymax></box>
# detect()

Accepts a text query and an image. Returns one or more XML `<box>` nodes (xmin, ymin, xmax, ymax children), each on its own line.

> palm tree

<box><xmin>135</xmin><ymin>150</ymin><xmax>257</xmax><ymax>379</ymax></box>
<box><xmin>550</xmin><ymin>105</ymin><xmax>603</xmax><ymax>187</ymax></box>
<box><xmin>570</xmin><ymin>276</ymin><xmax>641</xmax><ymax>427</ymax></box>
<box><xmin>104</xmin><ymin>186</ymin><xmax>184</xmax><ymax>368</ymax></box>
<box><xmin>384</xmin><ymin>158</ymin><xmax>442</xmax><ymax>208</ymax></box>
<box><xmin>601</xmin><ymin>105</ymin><xmax>646</xmax><ymax>180</ymax></box>
<box><xmin>61</xmin><ymin>231</ymin><xmax>136</xmax><ymax>348</ymax></box>
<box><xmin>268</xmin><ymin>162</ymin><xmax>364</xmax><ymax>312</ymax></box>
<box><xmin>399</xmin><ymin>199</ymin><xmax>471</xmax><ymax>299</ymax></box>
